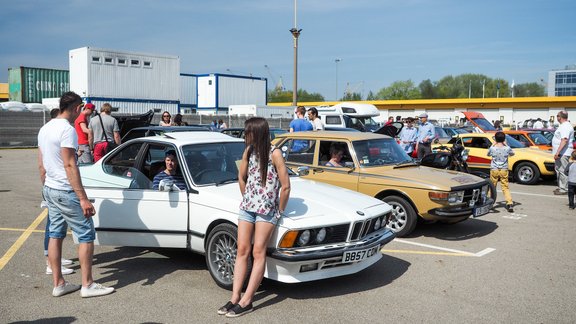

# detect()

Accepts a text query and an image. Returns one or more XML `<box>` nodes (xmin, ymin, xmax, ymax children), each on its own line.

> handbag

<box><xmin>96</xmin><ymin>113</ymin><xmax>117</xmax><ymax>154</ymax></box>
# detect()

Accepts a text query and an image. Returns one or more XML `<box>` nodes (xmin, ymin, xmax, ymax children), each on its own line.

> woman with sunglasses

<box><xmin>159</xmin><ymin>111</ymin><xmax>174</xmax><ymax>126</ymax></box>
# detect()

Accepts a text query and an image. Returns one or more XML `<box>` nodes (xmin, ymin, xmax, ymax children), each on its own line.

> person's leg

<box><xmin>489</xmin><ymin>169</ymin><xmax>498</xmax><ymax>193</ymax></box>
<box><xmin>237</xmin><ymin>220</ymin><xmax>276</xmax><ymax>307</ymax></box>
<box><xmin>78</xmin><ymin>242</ymin><xmax>94</xmax><ymax>287</ymax></box>
<box><xmin>48</xmin><ymin>238</ymin><xmax>64</xmax><ymax>287</ymax></box>
<box><xmin>44</xmin><ymin>216</ymin><xmax>50</xmax><ymax>258</ymax></box>
<box><xmin>568</xmin><ymin>184</ymin><xmax>575</xmax><ymax>208</ymax></box>
<box><xmin>230</xmin><ymin>220</ymin><xmax>254</xmax><ymax>304</ymax></box>
<box><xmin>500</xmin><ymin>170</ymin><xmax>513</xmax><ymax>206</ymax></box>
<box><xmin>557</xmin><ymin>156</ymin><xmax>570</xmax><ymax>192</ymax></box>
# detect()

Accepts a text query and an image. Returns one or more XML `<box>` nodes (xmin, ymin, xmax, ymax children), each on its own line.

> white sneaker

<box><xmin>52</xmin><ymin>281</ymin><xmax>80</xmax><ymax>297</ymax></box>
<box><xmin>80</xmin><ymin>282</ymin><xmax>114</xmax><ymax>298</ymax></box>
<box><xmin>61</xmin><ymin>258</ymin><xmax>74</xmax><ymax>266</ymax></box>
<box><xmin>46</xmin><ymin>265</ymin><xmax>74</xmax><ymax>275</ymax></box>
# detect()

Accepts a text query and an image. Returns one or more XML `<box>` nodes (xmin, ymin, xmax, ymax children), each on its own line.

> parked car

<box><xmin>219</xmin><ymin>127</ymin><xmax>287</xmax><ymax>140</ymax></box>
<box><xmin>121</xmin><ymin>125</ymin><xmax>211</xmax><ymax>142</ymax></box>
<box><xmin>437</xmin><ymin>133</ymin><xmax>556</xmax><ymax>185</ymax></box>
<box><xmin>272</xmin><ymin>131</ymin><xmax>494</xmax><ymax>237</ymax></box>
<box><xmin>503</xmin><ymin>130</ymin><xmax>552</xmax><ymax>151</ymax></box>
<box><xmin>434</xmin><ymin>126</ymin><xmax>452</xmax><ymax>143</ymax></box>
<box><xmin>79</xmin><ymin>132</ymin><xmax>396</xmax><ymax>289</ymax></box>
<box><xmin>443</xmin><ymin>127</ymin><xmax>470</xmax><ymax>137</ymax></box>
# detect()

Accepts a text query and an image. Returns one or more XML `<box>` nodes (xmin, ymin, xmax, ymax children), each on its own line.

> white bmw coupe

<box><xmin>80</xmin><ymin>131</ymin><xmax>395</xmax><ymax>289</ymax></box>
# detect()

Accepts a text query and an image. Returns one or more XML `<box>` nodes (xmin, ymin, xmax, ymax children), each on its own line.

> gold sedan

<box><xmin>273</xmin><ymin>131</ymin><xmax>494</xmax><ymax>237</ymax></box>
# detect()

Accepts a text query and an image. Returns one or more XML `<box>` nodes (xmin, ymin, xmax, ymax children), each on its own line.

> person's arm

<box><xmin>38</xmin><ymin>149</ymin><xmax>46</xmax><ymax>185</ymax></box>
<box><xmin>61</xmin><ymin>147</ymin><xmax>95</xmax><ymax>218</ymax></box>
<box><xmin>79</xmin><ymin>121</ymin><xmax>89</xmax><ymax>135</ymax></box>
<box><xmin>555</xmin><ymin>138</ymin><xmax>568</xmax><ymax>160</ymax></box>
<box><xmin>114</xmin><ymin>131</ymin><xmax>121</xmax><ymax>145</ymax></box>
<box><xmin>427</xmin><ymin>125</ymin><xmax>436</xmax><ymax>142</ymax></box>
<box><xmin>272</xmin><ymin>149</ymin><xmax>291</xmax><ymax>214</ymax></box>
<box><xmin>88</xmin><ymin>129</ymin><xmax>94</xmax><ymax>150</ymax></box>
<box><xmin>238</xmin><ymin>147</ymin><xmax>250</xmax><ymax>196</ymax></box>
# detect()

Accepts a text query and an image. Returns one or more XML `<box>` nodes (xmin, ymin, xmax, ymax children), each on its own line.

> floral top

<box><xmin>239</xmin><ymin>146</ymin><xmax>280</xmax><ymax>215</ymax></box>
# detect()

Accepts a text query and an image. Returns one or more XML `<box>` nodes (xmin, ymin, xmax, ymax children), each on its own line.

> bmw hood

<box><xmin>199</xmin><ymin>177</ymin><xmax>391</xmax><ymax>228</ymax></box>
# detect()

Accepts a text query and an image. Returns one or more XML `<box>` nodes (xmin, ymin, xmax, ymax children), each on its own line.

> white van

<box><xmin>315</xmin><ymin>102</ymin><xmax>381</xmax><ymax>131</ymax></box>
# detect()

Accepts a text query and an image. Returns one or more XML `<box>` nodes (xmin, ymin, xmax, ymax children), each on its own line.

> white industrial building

<box><xmin>195</xmin><ymin>73</ymin><xmax>267</xmax><ymax>115</ymax></box>
<box><xmin>70</xmin><ymin>47</ymin><xmax>181</xmax><ymax>114</ymax></box>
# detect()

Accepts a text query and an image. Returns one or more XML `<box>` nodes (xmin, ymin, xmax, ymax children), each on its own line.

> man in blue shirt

<box><xmin>416</xmin><ymin>113</ymin><xmax>436</xmax><ymax>159</ymax></box>
<box><xmin>153</xmin><ymin>150</ymin><xmax>187</xmax><ymax>190</ymax></box>
<box><xmin>289</xmin><ymin>106</ymin><xmax>313</xmax><ymax>152</ymax></box>
<box><xmin>398</xmin><ymin>117</ymin><xmax>418</xmax><ymax>155</ymax></box>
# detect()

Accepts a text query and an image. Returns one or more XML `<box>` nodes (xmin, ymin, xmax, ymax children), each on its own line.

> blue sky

<box><xmin>1</xmin><ymin>0</ymin><xmax>574</xmax><ymax>100</ymax></box>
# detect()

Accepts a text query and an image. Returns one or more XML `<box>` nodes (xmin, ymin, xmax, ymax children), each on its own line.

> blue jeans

<box><xmin>43</xmin><ymin>186</ymin><xmax>95</xmax><ymax>243</ymax></box>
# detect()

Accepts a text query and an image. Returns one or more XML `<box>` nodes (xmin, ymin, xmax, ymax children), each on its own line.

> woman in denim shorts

<box><xmin>218</xmin><ymin>117</ymin><xmax>291</xmax><ymax>318</ymax></box>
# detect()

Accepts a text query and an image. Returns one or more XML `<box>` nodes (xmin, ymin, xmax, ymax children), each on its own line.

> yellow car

<box><xmin>272</xmin><ymin>131</ymin><xmax>494</xmax><ymax>237</ymax></box>
<box><xmin>437</xmin><ymin>133</ymin><xmax>555</xmax><ymax>185</ymax></box>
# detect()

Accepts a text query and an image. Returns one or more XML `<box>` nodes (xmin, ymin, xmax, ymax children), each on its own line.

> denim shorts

<box><xmin>43</xmin><ymin>186</ymin><xmax>95</xmax><ymax>243</ymax></box>
<box><xmin>238</xmin><ymin>209</ymin><xmax>279</xmax><ymax>225</ymax></box>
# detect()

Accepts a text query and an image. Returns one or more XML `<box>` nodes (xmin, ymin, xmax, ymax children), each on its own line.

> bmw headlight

<box><xmin>315</xmin><ymin>228</ymin><xmax>327</xmax><ymax>243</ymax></box>
<box><xmin>374</xmin><ymin>218</ymin><xmax>381</xmax><ymax>230</ymax></box>
<box><xmin>297</xmin><ymin>230</ymin><xmax>311</xmax><ymax>246</ymax></box>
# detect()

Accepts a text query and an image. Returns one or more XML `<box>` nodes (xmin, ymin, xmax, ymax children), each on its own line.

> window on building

<box><xmin>117</xmin><ymin>58</ymin><xmax>127</xmax><ymax>66</ymax></box>
<box><xmin>91</xmin><ymin>56</ymin><xmax>101</xmax><ymax>63</ymax></box>
<box><xmin>104</xmin><ymin>57</ymin><xmax>114</xmax><ymax>64</ymax></box>
<box><xmin>143</xmin><ymin>61</ymin><xmax>152</xmax><ymax>68</ymax></box>
<box><xmin>130</xmin><ymin>59</ymin><xmax>140</xmax><ymax>66</ymax></box>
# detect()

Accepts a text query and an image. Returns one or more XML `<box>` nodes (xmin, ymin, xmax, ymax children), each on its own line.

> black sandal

<box><xmin>217</xmin><ymin>301</ymin><xmax>235</xmax><ymax>315</ymax></box>
<box><xmin>225</xmin><ymin>303</ymin><xmax>253</xmax><ymax>318</ymax></box>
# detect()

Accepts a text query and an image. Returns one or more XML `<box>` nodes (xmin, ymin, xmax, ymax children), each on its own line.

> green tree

<box><xmin>366</xmin><ymin>90</ymin><xmax>377</xmax><ymax>100</ymax></box>
<box><xmin>418</xmin><ymin>79</ymin><xmax>437</xmax><ymax>99</ymax></box>
<box><xmin>341</xmin><ymin>92</ymin><xmax>362</xmax><ymax>101</ymax></box>
<box><xmin>513</xmin><ymin>82</ymin><xmax>545</xmax><ymax>97</ymax></box>
<box><xmin>376</xmin><ymin>80</ymin><xmax>421</xmax><ymax>100</ymax></box>
<box><xmin>267</xmin><ymin>89</ymin><xmax>324</xmax><ymax>102</ymax></box>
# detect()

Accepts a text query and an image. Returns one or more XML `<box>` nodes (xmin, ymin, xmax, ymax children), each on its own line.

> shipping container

<box><xmin>8</xmin><ymin>67</ymin><xmax>69</xmax><ymax>103</ymax></box>
<box><xmin>180</xmin><ymin>73</ymin><xmax>198</xmax><ymax>114</ymax></box>
<box><xmin>69</xmin><ymin>47</ymin><xmax>180</xmax><ymax>114</ymax></box>
<box><xmin>196</xmin><ymin>73</ymin><xmax>267</xmax><ymax>114</ymax></box>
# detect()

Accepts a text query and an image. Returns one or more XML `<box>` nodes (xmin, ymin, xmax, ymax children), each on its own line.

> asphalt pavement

<box><xmin>0</xmin><ymin>148</ymin><xmax>574</xmax><ymax>323</ymax></box>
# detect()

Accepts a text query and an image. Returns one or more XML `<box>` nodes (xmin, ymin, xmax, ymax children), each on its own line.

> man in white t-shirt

<box><xmin>38</xmin><ymin>91</ymin><xmax>114</xmax><ymax>298</ymax></box>
<box><xmin>552</xmin><ymin>110</ymin><xmax>574</xmax><ymax>195</ymax></box>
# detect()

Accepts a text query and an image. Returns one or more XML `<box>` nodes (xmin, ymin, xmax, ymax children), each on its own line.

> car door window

<box><xmin>283</xmin><ymin>139</ymin><xmax>316</xmax><ymax>165</ymax></box>
<box><xmin>325</xmin><ymin>116</ymin><xmax>342</xmax><ymax>125</ymax></box>
<box><xmin>102</xmin><ymin>142</ymin><xmax>149</xmax><ymax>189</ymax></box>
<box><xmin>319</xmin><ymin>141</ymin><xmax>353</xmax><ymax>167</ymax></box>
<box><xmin>144</xmin><ymin>144</ymin><xmax>187</xmax><ymax>190</ymax></box>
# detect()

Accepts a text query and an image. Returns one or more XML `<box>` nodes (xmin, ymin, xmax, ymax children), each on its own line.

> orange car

<box><xmin>503</xmin><ymin>130</ymin><xmax>552</xmax><ymax>151</ymax></box>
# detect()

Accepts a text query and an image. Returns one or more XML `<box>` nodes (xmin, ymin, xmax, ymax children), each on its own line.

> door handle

<box><xmin>312</xmin><ymin>168</ymin><xmax>324</xmax><ymax>173</ymax></box>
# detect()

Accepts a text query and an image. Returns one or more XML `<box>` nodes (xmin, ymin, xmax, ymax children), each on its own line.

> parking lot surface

<box><xmin>1</xmin><ymin>148</ymin><xmax>575</xmax><ymax>323</ymax></box>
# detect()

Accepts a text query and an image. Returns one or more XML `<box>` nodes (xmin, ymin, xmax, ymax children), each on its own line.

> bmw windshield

<box><xmin>352</xmin><ymin>138</ymin><xmax>412</xmax><ymax>167</ymax></box>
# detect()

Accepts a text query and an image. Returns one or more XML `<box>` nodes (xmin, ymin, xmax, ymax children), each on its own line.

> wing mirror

<box><xmin>158</xmin><ymin>179</ymin><xmax>176</xmax><ymax>192</ymax></box>
<box><xmin>296</xmin><ymin>166</ymin><xmax>309</xmax><ymax>176</ymax></box>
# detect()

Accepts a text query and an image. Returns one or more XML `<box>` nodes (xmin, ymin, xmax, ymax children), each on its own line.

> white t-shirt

<box><xmin>312</xmin><ymin>118</ymin><xmax>324</xmax><ymax>131</ymax></box>
<box><xmin>552</xmin><ymin>121</ymin><xmax>574</xmax><ymax>157</ymax></box>
<box><xmin>38</xmin><ymin>119</ymin><xmax>78</xmax><ymax>190</ymax></box>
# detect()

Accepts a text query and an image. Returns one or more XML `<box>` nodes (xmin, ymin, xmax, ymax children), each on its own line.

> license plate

<box><xmin>342</xmin><ymin>245</ymin><xmax>380</xmax><ymax>264</ymax></box>
<box><xmin>473</xmin><ymin>204</ymin><xmax>491</xmax><ymax>217</ymax></box>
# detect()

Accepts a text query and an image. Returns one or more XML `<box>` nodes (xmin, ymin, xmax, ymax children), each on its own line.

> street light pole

<box><xmin>290</xmin><ymin>0</ymin><xmax>301</xmax><ymax>107</ymax></box>
<box><xmin>335</xmin><ymin>58</ymin><xmax>341</xmax><ymax>101</ymax></box>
